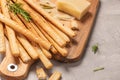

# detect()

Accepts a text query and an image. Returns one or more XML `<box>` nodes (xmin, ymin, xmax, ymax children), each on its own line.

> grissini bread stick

<box><xmin>17</xmin><ymin>40</ymin><xmax>32</xmax><ymax>63</ymax></box>
<box><xmin>18</xmin><ymin>15</ymin><xmax>52</xmax><ymax>59</ymax></box>
<box><xmin>41</xmin><ymin>48</ymin><xmax>52</xmax><ymax>59</ymax></box>
<box><xmin>39</xmin><ymin>52</ymin><xmax>53</xmax><ymax>69</ymax></box>
<box><xmin>35</xmin><ymin>42</ymin><xmax>53</xmax><ymax>69</ymax></box>
<box><xmin>31</xmin><ymin>22</ymin><xmax>49</xmax><ymax>42</ymax></box>
<box><xmin>0</xmin><ymin>13</ymin><xmax>51</xmax><ymax>50</ymax></box>
<box><xmin>1</xmin><ymin>0</ymin><xmax>19</xmax><ymax>57</ymax></box>
<box><xmin>32</xmin><ymin>41</ymin><xmax>52</xmax><ymax>59</ymax></box>
<box><xmin>17</xmin><ymin>34</ymin><xmax>38</xmax><ymax>60</ymax></box>
<box><xmin>36</xmin><ymin>46</ymin><xmax>53</xmax><ymax>69</ymax></box>
<box><xmin>10</xmin><ymin>12</ymin><xmax>25</xmax><ymax>27</ymax></box>
<box><xmin>10</xmin><ymin>12</ymin><xmax>52</xmax><ymax>63</ymax></box>
<box><xmin>0</xmin><ymin>19</ymin><xmax>5</xmax><ymax>53</ymax></box>
<box><xmin>10</xmin><ymin>12</ymin><xmax>40</xmax><ymax>60</ymax></box>
<box><xmin>18</xmin><ymin>15</ymin><xmax>39</xmax><ymax>35</ymax></box>
<box><xmin>39</xmin><ymin>16</ymin><xmax>66</xmax><ymax>47</ymax></box>
<box><xmin>70</xmin><ymin>20</ymin><xmax>79</xmax><ymax>30</ymax></box>
<box><xmin>32</xmin><ymin>22</ymin><xmax>58</xmax><ymax>54</ymax></box>
<box><xmin>48</xmin><ymin>71</ymin><xmax>61</xmax><ymax>80</ymax></box>
<box><xmin>25</xmin><ymin>0</ymin><xmax>76</xmax><ymax>38</ymax></box>
<box><xmin>0</xmin><ymin>8</ymin><xmax>5</xmax><ymax>53</ymax></box>
<box><xmin>32</xmin><ymin>23</ymin><xmax>49</xmax><ymax>41</ymax></box>
<box><xmin>36</xmin><ymin>68</ymin><xmax>47</xmax><ymax>80</ymax></box>
<box><xmin>38</xmin><ymin>24</ymin><xmax>68</xmax><ymax>57</ymax></box>
<box><xmin>5</xmin><ymin>29</ymin><xmax>33</xmax><ymax>61</ymax></box>
<box><xmin>48</xmin><ymin>22</ymin><xmax>70</xmax><ymax>43</ymax></box>
<box><xmin>10</xmin><ymin>13</ymin><xmax>39</xmax><ymax>60</ymax></box>
<box><xmin>12</xmin><ymin>0</ymin><xmax>66</xmax><ymax>47</ymax></box>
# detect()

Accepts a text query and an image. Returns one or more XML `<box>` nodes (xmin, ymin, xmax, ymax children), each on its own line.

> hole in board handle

<box><xmin>7</xmin><ymin>63</ymin><xmax>18</xmax><ymax>72</ymax></box>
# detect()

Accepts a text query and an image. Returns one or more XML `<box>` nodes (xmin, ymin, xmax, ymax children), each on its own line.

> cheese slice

<box><xmin>57</xmin><ymin>0</ymin><xmax>91</xmax><ymax>20</ymax></box>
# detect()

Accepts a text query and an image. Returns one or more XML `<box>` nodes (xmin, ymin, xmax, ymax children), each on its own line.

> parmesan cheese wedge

<box><xmin>57</xmin><ymin>0</ymin><xmax>91</xmax><ymax>20</ymax></box>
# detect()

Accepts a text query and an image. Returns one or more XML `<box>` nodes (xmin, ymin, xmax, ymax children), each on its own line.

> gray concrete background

<box><xmin>1</xmin><ymin>0</ymin><xmax>120</xmax><ymax>80</ymax></box>
<box><xmin>26</xmin><ymin>0</ymin><xmax>120</xmax><ymax>80</ymax></box>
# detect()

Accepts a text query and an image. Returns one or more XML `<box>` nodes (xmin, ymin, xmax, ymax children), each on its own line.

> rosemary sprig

<box><xmin>8</xmin><ymin>2</ymin><xmax>31</xmax><ymax>21</ymax></box>
<box><xmin>92</xmin><ymin>44</ymin><xmax>98</xmax><ymax>54</ymax></box>
<box><xmin>93</xmin><ymin>67</ymin><xmax>104</xmax><ymax>72</ymax></box>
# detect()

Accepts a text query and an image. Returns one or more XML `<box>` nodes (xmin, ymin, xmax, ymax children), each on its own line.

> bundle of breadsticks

<box><xmin>0</xmin><ymin>0</ymin><xmax>78</xmax><ymax>79</ymax></box>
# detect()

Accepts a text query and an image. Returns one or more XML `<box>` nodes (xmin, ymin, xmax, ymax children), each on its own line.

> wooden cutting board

<box><xmin>0</xmin><ymin>0</ymin><xmax>99</xmax><ymax>80</ymax></box>
<box><xmin>53</xmin><ymin>0</ymin><xmax>100</xmax><ymax>62</ymax></box>
<box><xmin>0</xmin><ymin>38</ymin><xmax>33</xmax><ymax>80</ymax></box>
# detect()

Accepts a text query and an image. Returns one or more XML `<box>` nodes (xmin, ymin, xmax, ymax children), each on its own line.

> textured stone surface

<box><xmin>1</xmin><ymin>0</ymin><xmax>120</xmax><ymax>80</ymax></box>
<box><xmin>26</xmin><ymin>0</ymin><xmax>120</xmax><ymax>80</ymax></box>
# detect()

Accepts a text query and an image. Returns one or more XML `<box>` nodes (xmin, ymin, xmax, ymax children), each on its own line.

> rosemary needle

<box><xmin>93</xmin><ymin>67</ymin><xmax>104</xmax><ymax>72</ymax></box>
<box><xmin>8</xmin><ymin>2</ymin><xmax>31</xmax><ymax>21</ymax></box>
<box><xmin>92</xmin><ymin>44</ymin><xmax>98</xmax><ymax>54</ymax></box>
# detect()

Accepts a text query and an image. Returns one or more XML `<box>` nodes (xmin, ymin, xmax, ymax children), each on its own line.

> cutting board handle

<box><xmin>0</xmin><ymin>38</ymin><xmax>32</xmax><ymax>80</ymax></box>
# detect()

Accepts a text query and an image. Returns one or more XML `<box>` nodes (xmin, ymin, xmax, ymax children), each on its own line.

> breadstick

<box><xmin>10</xmin><ymin>12</ymin><xmax>40</xmax><ymax>60</ymax></box>
<box><xmin>48</xmin><ymin>71</ymin><xmax>61</xmax><ymax>80</ymax></box>
<box><xmin>70</xmin><ymin>20</ymin><xmax>79</xmax><ymax>30</ymax></box>
<box><xmin>9</xmin><ymin>12</ymin><xmax>25</xmax><ymax>27</ymax></box>
<box><xmin>32</xmin><ymin>41</ymin><xmax>52</xmax><ymax>59</ymax></box>
<box><xmin>4</xmin><ymin>37</ymin><xmax>13</xmax><ymax>59</ymax></box>
<box><xmin>5</xmin><ymin>28</ymin><xmax>32</xmax><ymax>62</ymax></box>
<box><xmin>32</xmin><ymin>22</ymin><xmax>58</xmax><ymax>54</ymax></box>
<box><xmin>17</xmin><ymin>34</ymin><xmax>38</xmax><ymax>60</ymax></box>
<box><xmin>32</xmin><ymin>23</ymin><xmax>49</xmax><ymax>41</ymax></box>
<box><xmin>41</xmin><ymin>48</ymin><xmax>52</xmax><ymax>59</ymax></box>
<box><xmin>39</xmin><ymin>17</ymin><xmax>66</xmax><ymax>47</ymax></box>
<box><xmin>0</xmin><ymin>13</ymin><xmax>51</xmax><ymax>50</ymax></box>
<box><xmin>18</xmin><ymin>13</ymin><xmax>57</xmax><ymax>54</ymax></box>
<box><xmin>17</xmin><ymin>40</ymin><xmax>31</xmax><ymax>63</ymax></box>
<box><xmin>10</xmin><ymin>12</ymin><xmax>53</xmax><ymax>59</ymax></box>
<box><xmin>18</xmin><ymin>15</ymin><xmax>39</xmax><ymax>35</ymax></box>
<box><xmin>10</xmin><ymin>12</ymin><xmax>39</xmax><ymax>60</ymax></box>
<box><xmin>17</xmin><ymin>15</ymin><xmax>52</xmax><ymax>59</ymax></box>
<box><xmin>36</xmin><ymin>68</ymin><xmax>47</xmax><ymax>80</ymax></box>
<box><xmin>48</xmin><ymin>22</ymin><xmax>70</xmax><ymax>43</ymax></box>
<box><xmin>12</xmin><ymin>0</ymin><xmax>66</xmax><ymax>47</ymax></box>
<box><xmin>24</xmin><ymin>0</ymin><xmax>76</xmax><ymax>38</ymax></box>
<box><xmin>37</xmin><ymin>47</ymin><xmax>53</xmax><ymax>69</ymax></box>
<box><xmin>4</xmin><ymin>28</ymin><xmax>33</xmax><ymax>62</ymax></box>
<box><xmin>1</xmin><ymin>0</ymin><xmax>19</xmax><ymax>57</ymax></box>
<box><xmin>11</xmin><ymin>14</ymin><xmax>51</xmax><ymax>63</ymax></box>
<box><xmin>38</xmin><ymin>24</ymin><xmax>68</xmax><ymax>57</ymax></box>
<box><xmin>0</xmin><ymin>8</ymin><xmax>5</xmax><ymax>53</ymax></box>
<box><xmin>29</xmin><ymin>34</ymin><xmax>52</xmax><ymax>59</ymax></box>
<box><xmin>29</xmin><ymin>42</ymin><xmax>49</xmax><ymax>67</ymax></box>
<box><xmin>0</xmin><ymin>21</ymin><xmax>5</xmax><ymax>53</ymax></box>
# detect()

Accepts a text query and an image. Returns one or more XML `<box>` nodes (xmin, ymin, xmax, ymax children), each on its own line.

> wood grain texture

<box><xmin>53</xmin><ymin>0</ymin><xmax>100</xmax><ymax>62</ymax></box>
<box><xmin>0</xmin><ymin>0</ymin><xmax>99</xmax><ymax>79</ymax></box>
<box><xmin>0</xmin><ymin>38</ymin><xmax>33</xmax><ymax>80</ymax></box>
<box><xmin>67</xmin><ymin>0</ymin><xmax>100</xmax><ymax>61</ymax></box>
